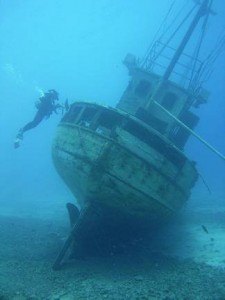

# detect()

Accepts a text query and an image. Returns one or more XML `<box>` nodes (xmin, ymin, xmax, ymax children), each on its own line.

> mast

<box><xmin>146</xmin><ymin>0</ymin><xmax>211</xmax><ymax>109</ymax></box>
<box><xmin>162</xmin><ymin>0</ymin><xmax>210</xmax><ymax>82</ymax></box>
<box><xmin>145</xmin><ymin>0</ymin><xmax>225</xmax><ymax>163</ymax></box>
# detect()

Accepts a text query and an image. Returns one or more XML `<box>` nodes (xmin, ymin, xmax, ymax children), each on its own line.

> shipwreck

<box><xmin>51</xmin><ymin>0</ymin><xmax>225</xmax><ymax>269</ymax></box>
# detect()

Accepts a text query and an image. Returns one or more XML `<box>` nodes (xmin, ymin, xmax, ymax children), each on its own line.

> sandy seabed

<box><xmin>0</xmin><ymin>196</ymin><xmax>225</xmax><ymax>300</ymax></box>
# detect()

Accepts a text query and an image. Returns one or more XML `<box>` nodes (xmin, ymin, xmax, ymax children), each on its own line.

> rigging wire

<box><xmin>141</xmin><ymin>2</ymin><xmax>197</xmax><ymax>70</ymax></box>
<box><xmin>198</xmin><ymin>27</ymin><xmax>225</xmax><ymax>85</ymax></box>
<box><xmin>188</xmin><ymin>0</ymin><xmax>212</xmax><ymax>89</ymax></box>
<box><xmin>187</xmin><ymin>0</ymin><xmax>225</xmax><ymax>89</ymax></box>
<box><xmin>141</xmin><ymin>0</ymin><xmax>176</xmax><ymax>66</ymax></box>
<box><xmin>141</xmin><ymin>0</ymin><xmax>225</xmax><ymax>91</ymax></box>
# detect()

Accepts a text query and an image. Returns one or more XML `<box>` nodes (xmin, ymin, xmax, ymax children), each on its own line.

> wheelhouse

<box><xmin>116</xmin><ymin>64</ymin><xmax>207</xmax><ymax>149</ymax></box>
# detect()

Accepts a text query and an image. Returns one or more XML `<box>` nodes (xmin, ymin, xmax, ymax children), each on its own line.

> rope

<box><xmin>199</xmin><ymin>173</ymin><xmax>211</xmax><ymax>195</ymax></box>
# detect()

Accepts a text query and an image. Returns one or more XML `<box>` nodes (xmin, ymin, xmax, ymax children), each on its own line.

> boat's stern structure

<box><xmin>52</xmin><ymin>100</ymin><xmax>198</xmax><ymax>229</ymax></box>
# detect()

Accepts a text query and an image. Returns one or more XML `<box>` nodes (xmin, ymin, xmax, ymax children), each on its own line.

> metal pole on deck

<box><xmin>153</xmin><ymin>100</ymin><xmax>225</xmax><ymax>162</ymax></box>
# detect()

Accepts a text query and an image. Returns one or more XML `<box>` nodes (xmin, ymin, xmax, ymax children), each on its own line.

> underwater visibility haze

<box><xmin>0</xmin><ymin>0</ymin><xmax>225</xmax><ymax>299</ymax></box>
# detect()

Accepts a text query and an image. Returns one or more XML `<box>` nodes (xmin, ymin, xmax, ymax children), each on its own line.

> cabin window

<box><xmin>161</xmin><ymin>92</ymin><xmax>177</xmax><ymax>111</ymax></box>
<box><xmin>97</xmin><ymin>110</ymin><xmax>121</xmax><ymax>130</ymax></box>
<box><xmin>123</xmin><ymin>119</ymin><xmax>185</xmax><ymax>168</ymax></box>
<box><xmin>169</xmin><ymin>111</ymin><xmax>199</xmax><ymax>149</ymax></box>
<box><xmin>124</xmin><ymin>120</ymin><xmax>150</xmax><ymax>144</ymax></box>
<box><xmin>62</xmin><ymin>105</ymin><xmax>82</xmax><ymax>123</ymax></box>
<box><xmin>135</xmin><ymin>80</ymin><xmax>151</xmax><ymax>98</ymax></box>
<box><xmin>135</xmin><ymin>107</ymin><xmax>167</xmax><ymax>133</ymax></box>
<box><xmin>78</xmin><ymin>106</ymin><xmax>98</xmax><ymax>127</ymax></box>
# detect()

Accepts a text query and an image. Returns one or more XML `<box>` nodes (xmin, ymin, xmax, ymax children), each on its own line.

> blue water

<box><xmin>0</xmin><ymin>0</ymin><xmax>225</xmax><ymax>298</ymax></box>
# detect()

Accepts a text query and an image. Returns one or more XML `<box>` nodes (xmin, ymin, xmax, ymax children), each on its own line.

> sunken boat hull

<box><xmin>52</xmin><ymin>102</ymin><xmax>198</xmax><ymax>229</ymax></box>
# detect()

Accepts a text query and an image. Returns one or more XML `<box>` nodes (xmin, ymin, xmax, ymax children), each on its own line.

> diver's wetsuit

<box><xmin>22</xmin><ymin>95</ymin><xmax>58</xmax><ymax>132</ymax></box>
<box><xmin>14</xmin><ymin>89</ymin><xmax>60</xmax><ymax>148</ymax></box>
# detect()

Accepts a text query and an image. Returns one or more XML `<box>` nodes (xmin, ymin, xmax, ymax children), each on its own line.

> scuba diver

<box><xmin>14</xmin><ymin>89</ymin><xmax>62</xmax><ymax>148</ymax></box>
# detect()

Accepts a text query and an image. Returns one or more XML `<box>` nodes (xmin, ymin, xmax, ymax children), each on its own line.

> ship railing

<box><xmin>141</xmin><ymin>41</ymin><xmax>203</xmax><ymax>90</ymax></box>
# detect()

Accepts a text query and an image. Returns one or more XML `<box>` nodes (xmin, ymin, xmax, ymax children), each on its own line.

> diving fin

<box><xmin>14</xmin><ymin>131</ymin><xmax>23</xmax><ymax>149</ymax></box>
<box><xmin>14</xmin><ymin>138</ymin><xmax>21</xmax><ymax>149</ymax></box>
